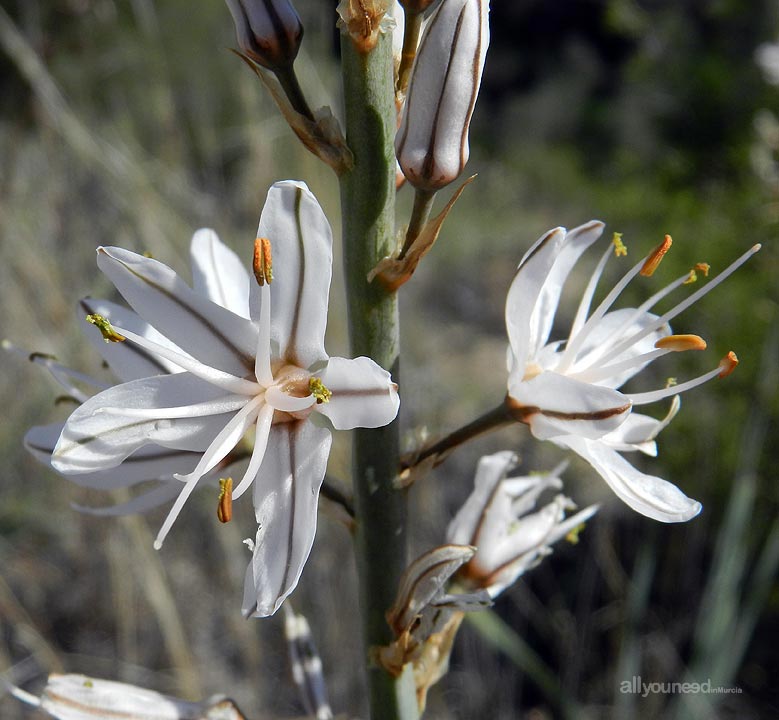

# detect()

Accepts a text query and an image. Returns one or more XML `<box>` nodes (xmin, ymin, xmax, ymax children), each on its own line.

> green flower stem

<box><xmin>339</xmin><ymin>31</ymin><xmax>418</xmax><ymax>720</ymax></box>
<box><xmin>398</xmin><ymin>188</ymin><xmax>435</xmax><ymax>260</ymax></box>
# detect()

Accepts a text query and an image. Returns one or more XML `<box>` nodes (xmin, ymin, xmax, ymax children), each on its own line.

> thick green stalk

<box><xmin>339</xmin><ymin>29</ymin><xmax>418</xmax><ymax>720</ymax></box>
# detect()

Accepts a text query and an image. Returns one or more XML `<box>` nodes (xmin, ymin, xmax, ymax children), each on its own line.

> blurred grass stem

<box><xmin>339</xmin><ymin>29</ymin><xmax>418</xmax><ymax>720</ymax></box>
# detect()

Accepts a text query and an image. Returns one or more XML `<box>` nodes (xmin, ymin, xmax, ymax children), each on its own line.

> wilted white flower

<box><xmin>505</xmin><ymin>221</ymin><xmax>759</xmax><ymax>523</ymax></box>
<box><xmin>49</xmin><ymin>180</ymin><xmax>400</xmax><ymax>616</ymax></box>
<box><xmin>447</xmin><ymin>451</ymin><xmax>597</xmax><ymax>597</ymax></box>
<box><xmin>5</xmin><ymin>672</ymin><xmax>246</xmax><ymax>720</ymax></box>
<box><xmin>395</xmin><ymin>0</ymin><xmax>489</xmax><ymax>190</ymax></box>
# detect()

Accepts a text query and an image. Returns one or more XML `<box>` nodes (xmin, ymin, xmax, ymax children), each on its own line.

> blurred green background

<box><xmin>0</xmin><ymin>0</ymin><xmax>777</xmax><ymax>718</ymax></box>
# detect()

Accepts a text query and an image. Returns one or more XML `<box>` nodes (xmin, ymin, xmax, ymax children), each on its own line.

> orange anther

<box><xmin>655</xmin><ymin>334</ymin><xmax>707</xmax><ymax>352</ymax></box>
<box><xmin>641</xmin><ymin>234</ymin><xmax>673</xmax><ymax>277</ymax></box>
<box><xmin>253</xmin><ymin>237</ymin><xmax>273</xmax><ymax>286</ymax></box>
<box><xmin>718</xmin><ymin>351</ymin><xmax>739</xmax><ymax>378</ymax></box>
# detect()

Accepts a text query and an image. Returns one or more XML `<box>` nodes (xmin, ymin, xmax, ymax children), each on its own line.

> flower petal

<box><xmin>73</xmin><ymin>481</ymin><xmax>184</xmax><ymax>516</ymax></box>
<box><xmin>190</xmin><ymin>228</ymin><xmax>251</xmax><ymax>318</ymax></box>
<box><xmin>314</xmin><ymin>356</ymin><xmax>400</xmax><ymax>429</ymax></box>
<box><xmin>505</xmin><ymin>227</ymin><xmax>566</xmax><ymax>376</ymax></box>
<box><xmin>26</xmin><ymin>423</ymin><xmax>202</xmax><ymax>488</ymax></box>
<box><xmin>446</xmin><ymin>450</ymin><xmax>516</xmax><ymax>546</ymax></box>
<box><xmin>97</xmin><ymin>246</ymin><xmax>258</xmax><ymax>377</ymax></box>
<box><xmin>51</xmin><ymin>373</ymin><xmax>239</xmax><ymax>474</ymax></box>
<box><xmin>243</xmin><ymin>421</ymin><xmax>332</xmax><ymax>617</ymax></box>
<box><xmin>557</xmin><ymin>435</ymin><xmax>702</xmax><ymax>522</ymax></box>
<box><xmin>250</xmin><ymin>181</ymin><xmax>333</xmax><ymax>368</ymax></box>
<box><xmin>508</xmin><ymin>371</ymin><xmax>631</xmax><ymax>440</ymax></box>
<box><xmin>529</xmin><ymin>221</ymin><xmax>604</xmax><ymax>358</ymax></box>
<box><xmin>79</xmin><ymin>298</ymin><xmax>184</xmax><ymax>381</ymax></box>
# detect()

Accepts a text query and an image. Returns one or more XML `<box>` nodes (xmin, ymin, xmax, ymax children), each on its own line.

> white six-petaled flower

<box><xmin>504</xmin><ymin>221</ymin><xmax>759</xmax><ymax>523</ymax></box>
<box><xmin>447</xmin><ymin>451</ymin><xmax>597</xmax><ymax>598</ymax></box>
<box><xmin>49</xmin><ymin>180</ymin><xmax>400</xmax><ymax>617</ymax></box>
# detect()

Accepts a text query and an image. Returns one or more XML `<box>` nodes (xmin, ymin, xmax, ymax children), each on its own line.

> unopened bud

<box><xmin>225</xmin><ymin>0</ymin><xmax>303</xmax><ymax>70</ymax></box>
<box><xmin>395</xmin><ymin>0</ymin><xmax>489</xmax><ymax>191</ymax></box>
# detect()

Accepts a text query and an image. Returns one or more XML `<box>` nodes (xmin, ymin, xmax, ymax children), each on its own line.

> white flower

<box><xmin>447</xmin><ymin>451</ymin><xmax>597</xmax><ymax>597</ymax></box>
<box><xmin>50</xmin><ymin>180</ymin><xmax>400</xmax><ymax>616</ymax></box>
<box><xmin>505</xmin><ymin>221</ymin><xmax>759</xmax><ymax>523</ymax></box>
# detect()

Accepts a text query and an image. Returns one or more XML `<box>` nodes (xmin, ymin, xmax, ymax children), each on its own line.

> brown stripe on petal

<box><xmin>99</xmin><ymin>250</ymin><xmax>254</xmax><ymax>372</ymax></box>
<box><xmin>513</xmin><ymin>227</ymin><xmax>562</xmax><ymax>277</ymax></box>
<box><xmin>279</xmin><ymin>421</ymin><xmax>299</xmax><ymax>602</ymax></box>
<box><xmin>460</xmin><ymin>0</ymin><xmax>485</xmax><ymax>168</ymax></box>
<box><xmin>422</xmin><ymin>2</ymin><xmax>468</xmax><ymax>186</ymax></box>
<box><xmin>285</xmin><ymin>187</ymin><xmax>306</xmax><ymax>366</ymax></box>
<box><xmin>506</xmin><ymin>396</ymin><xmax>632</xmax><ymax>424</ymax></box>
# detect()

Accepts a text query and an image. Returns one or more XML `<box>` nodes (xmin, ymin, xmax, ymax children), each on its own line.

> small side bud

<box><xmin>395</xmin><ymin>0</ymin><xmax>490</xmax><ymax>191</ymax></box>
<box><xmin>253</xmin><ymin>237</ymin><xmax>273</xmax><ymax>286</ymax></box>
<box><xmin>217</xmin><ymin>477</ymin><xmax>234</xmax><ymax>523</ymax></box>
<box><xmin>86</xmin><ymin>314</ymin><xmax>125</xmax><ymax>343</ymax></box>
<box><xmin>225</xmin><ymin>0</ymin><xmax>303</xmax><ymax>70</ymax></box>
<box><xmin>640</xmin><ymin>234</ymin><xmax>673</xmax><ymax>277</ymax></box>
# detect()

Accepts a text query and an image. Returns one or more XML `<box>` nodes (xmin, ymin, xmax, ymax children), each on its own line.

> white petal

<box><xmin>26</xmin><ymin>424</ymin><xmax>201</xmax><ymax>489</ymax></box>
<box><xmin>314</xmin><ymin>356</ymin><xmax>400</xmax><ymax>430</ymax></box>
<box><xmin>190</xmin><ymin>228</ymin><xmax>251</xmax><ymax>318</ymax></box>
<box><xmin>79</xmin><ymin>298</ymin><xmax>185</xmax><ymax>380</ymax></box>
<box><xmin>97</xmin><ymin>246</ymin><xmax>258</xmax><ymax>377</ymax></box>
<box><xmin>446</xmin><ymin>450</ymin><xmax>516</xmax><ymax>546</ymax></box>
<box><xmin>51</xmin><ymin>373</ymin><xmax>238</xmax><ymax>474</ymax></box>
<box><xmin>505</xmin><ymin>227</ymin><xmax>566</xmax><ymax>376</ymax></box>
<box><xmin>529</xmin><ymin>221</ymin><xmax>604</xmax><ymax>358</ymax></box>
<box><xmin>250</xmin><ymin>181</ymin><xmax>333</xmax><ymax>368</ymax></box>
<box><xmin>243</xmin><ymin>421</ymin><xmax>332</xmax><ymax>617</ymax></box>
<box><xmin>265</xmin><ymin>385</ymin><xmax>316</xmax><ymax>413</ymax></box>
<box><xmin>508</xmin><ymin>371</ymin><xmax>631</xmax><ymax>440</ymax></box>
<box><xmin>557</xmin><ymin>435</ymin><xmax>702</xmax><ymax>522</ymax></box>
<box><xmin>73</xmin><ymin>481</ymin><xmax>184</xmax><ymax>516</ymax></box>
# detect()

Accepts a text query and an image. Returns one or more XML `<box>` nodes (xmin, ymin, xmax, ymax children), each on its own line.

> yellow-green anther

<box><xmin>309</xmin><ymin>377</ymin><xmax>332</xmax><ymax>404</ymax></box>
<box><xmin>612</xmin><ymin>232</ymin><xmax>627</xmax><ymax>257</ymax></box>
<box><xmin>86</xmin><ymin>314</ymin><xmax>125</xmax><ymax>343</ymax></box>
<box><xmin>565</xmin><ymin>522</ymin><xmax>586</xmax><ymax>545</ymax></box>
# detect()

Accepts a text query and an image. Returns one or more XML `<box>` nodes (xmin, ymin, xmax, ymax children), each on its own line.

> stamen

<box><xmin>231</xmin><ymin>404</ymin><xmax>274</xmax><ymax>499</ymax></box>
<box><xmin>86</xmin><ymin>314</ymin><xmax>125</xmax><ymax>343</ymax></box>
<box><xmin>612</xmin><ymin>232</ymin><xmax>627</xmax><ymax>257</ymax></box>
<box><xmin>154</xmin><ymin>395</ymin><xmax>264</xmax><ymax>549</ymax></box>
<box><xmin>589</xmin><ymin>244</ymin><xmax>761</xmax><ymax>371</ymax></box>
<box><xmin>655</xmin><ymin>334</ymin><xmax>707</xmax><ymax>352</ymax></box>
<box><xmin>255</xmin><ymin>283</ymin><xmax>273</xmax><ymax>387</ymax></box>
<box><xmin>217</xmin><ymin>477</ymin><xmax>233</xmax><ymax>523</ymax></box>
<box><xmin>105</xmin><ymin>321</ymin><xmax>261</xmax><ymax>396</ymax></box>
<box><xmin>560</xmin><ymin>253</ymin><xmax>648</xmax><ymax>372</ymax></box>
<box><xmin>627</xmin><ymin>363</ymin><xmax>726</xmax><ymax>406</ymax></box>
<box><xmin>718</xmin><ymin>351</ymin><xmax>738</xmax><ymax>378</ymax></box>
<box><xmin>309</xmin><ymin>377</ymin><xmax>332</xmax><ymax>404</ymax></box>
<box><xmin>567</xmin><ymin>245</ymin><xmax>612</xmax><ymax>347</ymax></box>
<box><xmin>695</xmin><ymin>262</ymin><xmax>710</xmax><ymax>277</ymax></box>
<box><xmin>253</xmin><ymin>237</ymin><xmax>273</xmax><ymax>286</ymax></box>
<box><xmin>640</xmin><ymin>234</ymin><xmax>672</xmax><ymax>277</ymax></box>
<box><xmin>684</xmin><ymin>269</ymin><xmax>698</xmax><ymax>285</ymax></box>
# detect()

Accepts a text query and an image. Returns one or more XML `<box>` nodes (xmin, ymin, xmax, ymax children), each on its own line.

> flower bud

<box><xmin>395</xmin><ymin>0</ymin><xmax>489</xmax><ymax>191</ymax></box>
<box><xmin>225</xmin><ymin>0</ymin><xmax>303</xmax><ymax>70</ymax></box>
